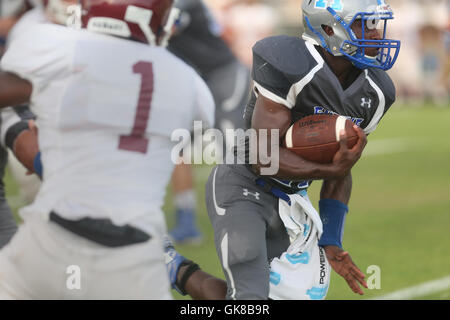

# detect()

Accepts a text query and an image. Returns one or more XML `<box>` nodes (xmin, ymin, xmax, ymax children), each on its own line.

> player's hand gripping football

<box><xmin>324</xmin><ymin>245</ymin><xmax>368</xmax><ymax>295</ymax></box>
<box><xmin>331</xmin><ymin>125</ymin><xmax>367</xmax><ymax>178</ymax></box>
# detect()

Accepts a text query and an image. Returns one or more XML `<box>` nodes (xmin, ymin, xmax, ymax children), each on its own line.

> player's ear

<box><xmin>321</xmin><ymin>25</ymin><xmax>334</xmax><ymax>37</ymax></box>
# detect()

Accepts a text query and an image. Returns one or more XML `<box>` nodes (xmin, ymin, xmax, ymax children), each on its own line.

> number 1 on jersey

<box><xmin>119</xmin><ymin>61</ymin><xmax>153</xmax><ymax>154</ymax></box>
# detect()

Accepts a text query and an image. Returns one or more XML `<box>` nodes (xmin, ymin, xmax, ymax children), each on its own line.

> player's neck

<box><xmin>316</xmin><ymin>46</ymin><xmax>362</xmax><ymax>90</ymax></box>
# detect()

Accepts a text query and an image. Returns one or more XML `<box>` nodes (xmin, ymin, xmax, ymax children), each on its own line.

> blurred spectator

<box><xmin>387</xmin><ymin>0</ymin><xmax>424</xmax><ymax>104</ymax></box>
<box><xmin>388</xmin><ymin>0</ymin><xmax>449</xmax><ymax>106</ymax></box>
<box><xmin>206</xmin><ymin>0</ymin><xmax>449</xmax><ymax>105</ymax></box>
<box><xmin>419</xmin><ymin>24</ymin><xmax>448</xmax><ymax>104</ymax></box>
<box><xmin>444</xmin><ymin>24</ymin><xmax>450</xmax><ymax>97</ymax></box>
<box><xmin>277</xmin><ymin>0</ymin><xmax>306</xmax><ymax>34</ymax></box>
<box><xmin>206</xmin><ymin>0</ymin><xmax>279</xmax><ymax>67</ymax></box>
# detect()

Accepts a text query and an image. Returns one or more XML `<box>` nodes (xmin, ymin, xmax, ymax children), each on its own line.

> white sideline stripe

<box><xmin>362</xmin><ymin>138</ymin><xmax>412</xmax><ymax>158</ymax></box>
<box><xmin>371</xmin><ymin>276</ymin><xmax>450</xmax><ymax>300</ymax></box>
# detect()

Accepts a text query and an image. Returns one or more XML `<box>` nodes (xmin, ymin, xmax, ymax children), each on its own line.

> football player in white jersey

<box><xmin>0</xmin><ymin>0</ymin><xmax>214</xmax><ymax>299</ymax></box>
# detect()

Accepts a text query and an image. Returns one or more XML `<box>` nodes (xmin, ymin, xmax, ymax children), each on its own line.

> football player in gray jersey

<box><xmin>167</xmin><ymin>0</ymin><xmax>401</xmax><ymax>299</ymax></box>
<box><xmin>167</xmin><ymin>0</ymin><xmax>251</xmax><ymax>244</ymax></box>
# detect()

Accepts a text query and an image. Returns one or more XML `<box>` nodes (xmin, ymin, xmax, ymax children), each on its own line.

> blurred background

<box><xmin>205</xmin><ymin>0</ymin><xmax>450</xmax><ymax>106</ymax></box>
<box><xmin>2</xmin><ymin>0</ymin><xmax>449</xmax><ymax>301</ymax></box>
<box><xmin>161</xmin><ymin>0</ymin><xmax>450</xmax><ymax>300</ymax></box>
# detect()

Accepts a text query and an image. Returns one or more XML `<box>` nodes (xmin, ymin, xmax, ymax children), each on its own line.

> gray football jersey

<box><xmin>169</xmin><ymin>0</ymin><xmax>236</xmax><ymax>77</ymax></box>
<box><xmin>242</xmin><ymin>35</ymin><xmax>396</xmax><ymax>193</ymax></box>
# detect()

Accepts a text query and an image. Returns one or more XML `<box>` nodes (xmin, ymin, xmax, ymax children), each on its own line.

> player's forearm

<box><xmin>320</xmin><ymin>172</ymin><xmax>353</xmax><ymax>204</ymax></box>
<box><xmin>0</xmin><ymin>71</ymin><xmax>32</xmax><ymax>108</ymax></box>
<box><xmin>185</xmin><ymin>270</ymin><xmax>227</xmax><ymax>300</ymax></box>
<box><xmin>13</xmin><ymin>128</ymin><xmax>39</xmax><ymax>173</ymax></box>
<box><xmin>318</xmin><ymin>173</ymin><xmax>352</xmax><ymax>248</ymax></box>
<box><xmin>252</xmin><ymin>146</ymin><xmax>340</xmax><ymax>180</ymax></box>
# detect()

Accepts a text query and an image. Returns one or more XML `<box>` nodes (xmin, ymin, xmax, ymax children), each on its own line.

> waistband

<box><xmin>256</xmin><ymin>178</ymin><xmax>308</xmax><ymax>206</ymax></box>
<box><xmin>49</xmin><ymin>212</ymin><xmax>151</xmax><ymax>247</ymax></box>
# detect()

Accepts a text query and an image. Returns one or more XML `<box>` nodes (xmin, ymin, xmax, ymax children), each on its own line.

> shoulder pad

<box><xmin>367</xmin><ymin>68</ymin><xmax>396</xmax><ymax>107</ymax></box>
<box><xmin>252</xmin><ymin>35</ymin><xmax>317</xmax><ymax>77</ymax></box>
<box><xmin>251</xmin><ymin>36</ymin><xmax>321</xmax><ymax>108</ymax></box>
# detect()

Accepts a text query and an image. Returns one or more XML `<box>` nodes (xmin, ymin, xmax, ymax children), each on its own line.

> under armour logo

<box><xmin>361</xmin><ymin>98</ymin><xmax>372</xmax><ymax>109</ymax></box>
<box><xmin>243</xmin><ymin>188</ymin><xmax>260</xmax><ymax>200</ymax></box>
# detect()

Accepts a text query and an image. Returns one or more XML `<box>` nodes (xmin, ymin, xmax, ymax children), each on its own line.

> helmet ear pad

<box><xmin>320</xmin><ymin>21</ymin><xmax>358</xmax><ymax>57</ymax></box>
<box><xmin>321</xmin><ymin>25</ymin><xmax>334</xmax><ymax>36</ymax></box>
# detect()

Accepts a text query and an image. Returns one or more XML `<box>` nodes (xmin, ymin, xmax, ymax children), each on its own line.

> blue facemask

<box><xmin>327</xmin><ymin>6</ymin><xmax>401</xmax><ymax>71</ymax></box>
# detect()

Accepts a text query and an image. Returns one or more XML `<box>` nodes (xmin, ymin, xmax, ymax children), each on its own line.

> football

<box><xmin>284</xmin><ymin>114</ymin><xmax>358</xmax><ymax>164</ymax></box>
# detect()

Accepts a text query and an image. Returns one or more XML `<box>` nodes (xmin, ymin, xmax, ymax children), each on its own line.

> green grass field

<box><xmin>5</xmin><ymin>104</ymin><xmax>450</xmax><ymax>300</ymax></box>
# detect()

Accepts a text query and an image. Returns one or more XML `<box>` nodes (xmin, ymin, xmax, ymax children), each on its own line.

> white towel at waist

<box><xmin>269</xmin><ymin>193</ymin><xmax>331</xmax><ymax>300</ymax></box>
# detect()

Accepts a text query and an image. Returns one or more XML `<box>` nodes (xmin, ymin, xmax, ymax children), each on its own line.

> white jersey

<box><xmin>1</xmin><ymin>24</ymin><xmax>214</xmax><ymax>237</ymax></box>
<box><xmin>6</xmin><ymin>7</ymin><xmax>47</xmax><ymax>47</ymax></box>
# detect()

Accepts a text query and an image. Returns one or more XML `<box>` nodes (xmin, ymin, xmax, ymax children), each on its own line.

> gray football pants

<box><xmin>0</xmin><ymin>200</ymin><xmax>17</xmax><ymax>249</ymax></box>
<box><xmin>205</xmin><ymin>165</ymin><xmax>289</xmax><ymax>300</ymax></box>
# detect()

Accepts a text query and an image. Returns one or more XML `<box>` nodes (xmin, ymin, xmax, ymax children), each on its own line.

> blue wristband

<box><xmin>33</xmin><ymin>151</ymin><xmax>43</xmax><ymax>179</ymax></box>
<box><xmin>318</xmin><ymin>198</ymin><xmax>348</xmax><ymax>248</ymax></box>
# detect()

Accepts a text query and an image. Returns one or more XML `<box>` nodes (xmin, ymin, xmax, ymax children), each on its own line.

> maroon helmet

<box><xmin>79</xmin><ymin>0</ymin><xmax>178</xmax><ymax>46</ymax></box>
